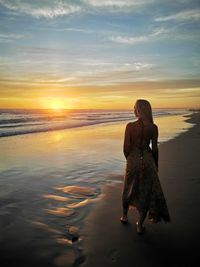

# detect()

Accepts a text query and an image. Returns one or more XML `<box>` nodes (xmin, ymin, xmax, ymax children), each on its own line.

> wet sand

<box><xmin>0</xmin><ymin>112</ymin><xmax>197</xmax><ymax>267</ymax></box>
<box><xmin>81</xmin><ymin>112</ymin><xmax>200</xmax><ymax>267</ymax></box>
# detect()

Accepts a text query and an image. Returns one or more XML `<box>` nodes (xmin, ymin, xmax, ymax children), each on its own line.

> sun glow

<box><xmin>41</xmin><ymin>97</ymin><xmax>75</xmax><ymax>111</ymax></box>
<box><xmin>50</xmin><ymin>99</ymin><xmax>64</xmax><ymax>111</ymax></box>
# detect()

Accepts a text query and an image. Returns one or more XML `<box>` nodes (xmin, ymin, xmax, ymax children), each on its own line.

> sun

<box><xmin>51</xmin><ymin>99</ymin><xmax>63</xmax><ymax>111</ymax></box>
<box><xmin>40</xmin><ymin>97</ymin><xmax>75</xmax><ymax>111</ymax></box>
<box><xmin>45</xmin><ymin>98</ymin><xmax>66</xmax><ymax>112</ymax></box>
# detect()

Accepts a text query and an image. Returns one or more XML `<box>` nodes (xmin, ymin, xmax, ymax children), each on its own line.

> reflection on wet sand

<box><xmin>67</xmin><ymin>199</ymin><xmax>91</xmax><ymax>208</ymax></box>
<box><xmin>43</xmin><ymin>194</ymin><xmax>69</xmax><ymax>201</ymax></box>
<box><xmin>45</xmin><ymin>207</ymin><xmax>74</xmax><ymax>216</ymax></box>
<box><xmin>0</xmin><ymin>113</ymin><xmax>193</xmax><ymax>267</ymax></box>
<box><xmin>56</xmin><ymin>238</ymin><xmax>72</xmax><ymax>246</ymax></box>
<box><xmin>38</xmin><ymin>185</ymin><xmax>101</xmax><ymax>266</ymax></box>
<box><xmin>31</xmin><ymin>220</ymin><xmax>62</xmax><ymax>234</ymax></box>
<box><xmin>43</xmin><ymin>186</ymin><xmax>99</xmax><ymax>217</ymax></box>
<box><xmin>56</xmin><ymin>185</ymin><xmax>98</xmax><ymax>197</ymax></box>
<box><xmin>31</xmin><ymin>218</ymin><xmax>84</xmax><ymax>267</ymax></box>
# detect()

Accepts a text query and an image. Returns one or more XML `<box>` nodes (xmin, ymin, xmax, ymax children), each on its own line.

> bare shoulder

<box><xmin>125</xmin><ymin>121</ymin><xmax>137</xmax><ymax>129</ymax></box>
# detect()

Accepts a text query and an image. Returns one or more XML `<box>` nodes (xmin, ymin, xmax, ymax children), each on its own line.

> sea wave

<box><xmin>0</xmin><ymin>109</ymin><xmax>188</xmax><ymax>138</ymax></box>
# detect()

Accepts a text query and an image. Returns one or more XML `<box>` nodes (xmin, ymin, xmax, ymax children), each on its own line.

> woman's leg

<box><xmin>120</xmin><ymin>193</ymin><xmax>129</xmax><ymax>222</ymax></box>
<box><xmin>121</xmin><ymin>161</ymin><xmax>135</xmax><ymax>222</ymax></box>
<box><xmin>136</xmin><ymin>209</ymin><xmax>147</xmax><ymax>233</ymax></box>
<box><xmin>138</xmin><ymin>209</ymin><xmax>148</xmax><ymax>227</ymax></box>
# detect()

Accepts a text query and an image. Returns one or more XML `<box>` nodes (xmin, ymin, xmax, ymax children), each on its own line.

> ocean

<box><xmin>0</xmin><ymin>108</ymin><xmax>190</xmax><ymax>138</ymax></box>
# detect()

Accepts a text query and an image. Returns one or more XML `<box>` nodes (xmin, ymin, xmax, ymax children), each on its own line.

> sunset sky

<box><xmin>0</xmin><ymin>0</ymin><xmax>200</xmax><ymax>109</ymax></box>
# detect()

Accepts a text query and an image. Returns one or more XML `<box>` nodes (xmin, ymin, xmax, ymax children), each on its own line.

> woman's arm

<box><xmin>151</xmin><ymin>124</ymin><xmax>159</xmax><ymax>170</ymax></box>
<box><xmin>123</xmin><ymin>123</ymin><xmax>131</xmax><ymax>159</ymax></box>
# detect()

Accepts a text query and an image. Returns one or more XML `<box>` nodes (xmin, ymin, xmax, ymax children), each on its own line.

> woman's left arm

<box><xmin>123</xmin><ymin>123</ymin><xmax>131</xmax><ymax>159</ymax></box>
<box><xmin>152</xmin><ymin>124</ymin><xmax>159</xmax><ymax>171</ymax></box>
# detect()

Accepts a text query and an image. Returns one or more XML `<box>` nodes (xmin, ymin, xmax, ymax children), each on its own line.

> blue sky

<box><xmin>0</xmin><ymin>0</ymin><xmax>200</xmax><ymax>108</ymax></box>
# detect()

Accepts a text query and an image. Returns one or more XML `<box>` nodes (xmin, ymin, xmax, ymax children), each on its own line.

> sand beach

<box><xmin>81</xmin><ymin>112</ymin><xmax>200</xmax><ymax>267</ymax></box>
<box><xmin>0</xmin><ymin>111</ymin><xmax>199</xmax><ymax>267</ymax></box>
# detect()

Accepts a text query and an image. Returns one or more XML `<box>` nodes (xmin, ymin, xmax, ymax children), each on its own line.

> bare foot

<box><xmin>136</xmin><ymin>221</ymin><xmax>145</xmax><ymax>234</ymax></box>
<box><xmin>120</xmin><ymin>216</ymin><xmax>128</xmax><ymax>223</ymax></box>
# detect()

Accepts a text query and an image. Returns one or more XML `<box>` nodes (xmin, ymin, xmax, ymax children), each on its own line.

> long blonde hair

<box><xmin>134</xmin><ymin>99</ymin><xmax>153</xmax><ymax>123</ymax></box>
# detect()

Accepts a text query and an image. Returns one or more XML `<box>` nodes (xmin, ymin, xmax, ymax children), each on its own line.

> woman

<box><xmin>121</xmin><ymin>99</ymin><xmax>170</xmax><ymax>234</ymax></box>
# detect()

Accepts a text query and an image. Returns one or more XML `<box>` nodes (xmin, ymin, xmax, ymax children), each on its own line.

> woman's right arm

<box><xmin>123</xmin><ymin>123</ymin><xmax>131</xmax><ymax>159</ymax></box>
<box><xmin>151</xmin><ymin>124</ymin><xmax>159</xmax><ymax>171</ymax></box>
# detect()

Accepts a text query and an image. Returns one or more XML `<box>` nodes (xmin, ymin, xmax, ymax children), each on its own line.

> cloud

<box><xmin>0</xmin><ymin>0</ymin><xmax>81</xmax><ymax>19</ymax></box>
<box><xmin>0</xmin><ymin>33</ymin><xmax>29</xmax><ymax>43</ymax></box>
<box><xmin>1</xmin><ymin>79</ymin><xmax>200</xmax><ymax>99</ymax></box>
<box><xmin>81</xmin><ymin>0</ymin><xmax>154</xmax><ymax>8</ymax></box>
<box><xmin>0</xmin><ymin>0</ymin><xmax>155</xmax><ymax>19</ymax></box>
<box><xmin>0</xmin><ymin>59</ymin><xmax>157</xmax><ymax>87</ymax></box>
<box><xmin>109</xmin><ymin>28</ymin><xmax>167</xmax><ymax>45</ymax></box>
<box><xmin>151</xmin><ymin>27</ymin><xmax>170</xmax><ymax>36</ymax></box>
<box><xmin>109</xmin><ymin>23</ymin><xmax>199</xmax><ymax>45</ymax></box>
<box><xmin>155</xmin><ymin>9</ymin><xmax>200</xmax><ymax>22</ymax></box>
<box><xmin>47</xmin><ymin>27</ymin><xmax>94</xmax><ymax>33</ymax></box>
<box><xmin>110</xmin><ymin>35</ymin><xmax>149</xmax><ymax>45</ymax></box>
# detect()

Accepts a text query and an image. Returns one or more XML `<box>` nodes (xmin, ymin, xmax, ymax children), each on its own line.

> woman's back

<box><xmin>124</xmin><ymin>120</ymin><xmax>158</xmax><ymax>155</ymax></box>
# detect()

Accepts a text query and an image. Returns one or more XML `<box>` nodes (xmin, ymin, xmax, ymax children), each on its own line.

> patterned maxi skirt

<box><xmin>122</xmin><ymin>147</ymin><xmax>170</xmax><ymax>222</ymax></box>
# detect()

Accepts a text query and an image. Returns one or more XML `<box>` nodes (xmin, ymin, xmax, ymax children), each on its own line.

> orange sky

<box><xmin>0</xmin><ymin>1</ymin><xmax>200</xmax><ymax>110</ymax></box>
<box><xmin>0</xmin><ymin>80</ymin><xmax>199</xmax><ymax>109</ymax></box>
